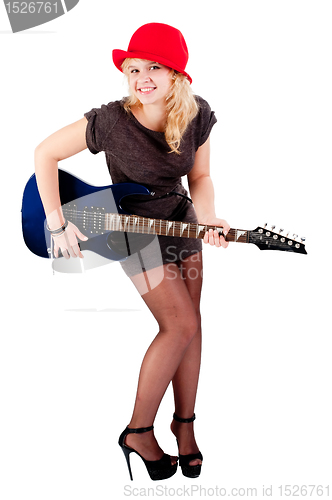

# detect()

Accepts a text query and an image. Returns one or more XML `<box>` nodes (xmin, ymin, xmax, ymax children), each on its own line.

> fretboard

<box><xmin>104</xmin><ymin>213</ymin><xmax>248</xmax><ymax>243</ymax></box>
<box><xmin>62</xmin><ymin>206</ymin><xmax>249</xmax><ymax>243</ymax></box>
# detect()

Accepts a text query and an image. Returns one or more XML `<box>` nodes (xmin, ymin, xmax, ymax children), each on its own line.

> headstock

<box><xmin>249</xmin><ymin>224</ymin><xmax>307</xmax><ymax>254</ymax></box>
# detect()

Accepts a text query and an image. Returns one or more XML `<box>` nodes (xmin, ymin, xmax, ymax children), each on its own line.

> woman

<box><xmin>34</xmin><ymin>23</ymin><xmax>230</xmax><ymax>481</ymax></box>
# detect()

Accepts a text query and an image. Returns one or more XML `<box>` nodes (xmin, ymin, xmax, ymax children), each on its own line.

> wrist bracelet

<box><xmin>51</xmin><ymin>228</ymin><xmax>66</xmax><ymax>238</ymax></box>
<box><xmin>46</xmin><ymin>220</ymin><xmax>68</xmax><ymax>235</ymax></box>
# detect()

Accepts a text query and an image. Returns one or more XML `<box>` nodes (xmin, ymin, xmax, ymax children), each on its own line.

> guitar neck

<box><xmin>103</xmin><ymin>213</ymin><xmax>248</xmax><ymax>243</ymax></box>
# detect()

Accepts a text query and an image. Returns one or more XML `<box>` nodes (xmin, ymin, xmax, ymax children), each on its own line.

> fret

<box><xmin>227</xmin><ymin>228</ymin><xmax>247</xmax><ymax>243</ymax></box>
<box><xmin>109</xmin><ymin>214</ymin><xmax>115</xmax><ymax>231</ymax></box>
<box><xmin>133</xmin><ymin>216</ymin><xmax>138</xmax><ymax>233</ymax></box>
<box><xmin>188</xmin><ymin>223</ymin><xmax>194</xmax><ymax>238</ymax></box>
<box><xmin>196</xmin><ymin>225</ymin><xmax>207</xmax><ymax>239</ymax></box>
<box><xmin>122</xmin><ymin>215</ymin><xmax>127</xmax><ymax>232</ymax></box>
<box><xmin>173</xmin><ymin>221</ymin><xmax>181</xmax><ymax>237</ymax></box>
<box><xmin>117</xmin><ymin>214</ymin><xmax>122</xmax><ymax>231</ymax></box>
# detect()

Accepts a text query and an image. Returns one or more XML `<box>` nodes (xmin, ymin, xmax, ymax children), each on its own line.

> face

<box><xmin>127</xmin><ymin>59</ymin><xmax>173</xmax><ymax>106</ymax></box>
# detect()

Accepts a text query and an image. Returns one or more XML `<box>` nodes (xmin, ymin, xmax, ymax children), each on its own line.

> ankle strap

<box><xmin>173</xmin><ymin>412</ymin><xmax>196</xmax><ymax>423</ymax></box>
<box><xmin>126</xmin><ymin>425</ymin><xmax>154</xmax><ymax>434</ymax></box>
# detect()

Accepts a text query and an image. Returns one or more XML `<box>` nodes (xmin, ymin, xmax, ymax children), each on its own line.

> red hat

<box><xmin>112</xmin><ymin>23</ymin><xmax>192</xmax><ymax>84</ymax></box>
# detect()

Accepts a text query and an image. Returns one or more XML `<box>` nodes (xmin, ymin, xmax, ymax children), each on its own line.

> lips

<box><xmin>137</xmin><ymin>87</ymin><xmax>157</xmax><ymax>94</ymax></box>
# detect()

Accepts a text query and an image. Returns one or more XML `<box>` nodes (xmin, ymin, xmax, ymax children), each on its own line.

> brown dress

<box><xmin>84</xmin><ymin>95</ymin><xmax>217</xmax><ymax>276</ymax></box>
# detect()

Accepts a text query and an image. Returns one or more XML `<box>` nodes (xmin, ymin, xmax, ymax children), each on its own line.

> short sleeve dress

<box><xmin>84</xmin><ymin>95</ymin><xmax>217</xmax><ymax>276</ymax></box>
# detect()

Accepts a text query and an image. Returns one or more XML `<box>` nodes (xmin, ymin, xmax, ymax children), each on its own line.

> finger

<box><xmin>76</xmin><ymin>229</ymin><xmax>88</xmax><ymax>242</ymax></box>
<box><xmin>213</xmin><ymin>230</ymin><xmax>221</xmax><ymax>247</ymax></box>
<box><xmin>61</xmin><ymin>248</ymin><xmax>70</xmax><ymax>260</ymax></box>
<box><xmin>52</xmin><ymin>237</ymin><xmax>60</xmax><ymax>258</ymax></box>
<box><xmin>67</xmin><ymin>222</ymin><xmax>88</xmax><ymax>242</ymax></box>
<box><xmin>72</xmin><ymin>243</ymin><xmax>84</xmax><ymax>259</ymax></box>
<box><xmin>220</xmin><ymin>235</ymin><xmax>229</xmax><ymax>248</ymax></box>
<box><xmin>222</xmin><ymin>222</ymin><xmax>230</xmax><ymax>236</ymax></box>
<box><xmin>208</xmin><ymin>229</ymin><xmax>215</xmax><ymax>245</ymax></box>
<box><xmin>67</xmin><ymin>238</ymin><xmax>84</xmax><ymax>258</ymax></box>
<box><xmin>62</xmin><ymin>231</ymin><xmax>78</xmax><ymax>258</ymax></box>
<box><xmin>203</xmin><ymin>231</ymin><xmax>209</xmax><ymax>244</ymax></box>
<box><xmin>67</xmin><ymin>245</ymin><xmax>77</xmax><ymax>258</ymax></box>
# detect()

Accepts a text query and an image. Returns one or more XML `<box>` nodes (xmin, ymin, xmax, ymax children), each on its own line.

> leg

<box><xmin>125</xmin><ymin>261</ymin><xmax>201</xmax><ymax>462</ymax></box>
<box><xmin>170</xmin><ymin>252</ymin><xmax>203</xmax><ymax>466</ymax></box>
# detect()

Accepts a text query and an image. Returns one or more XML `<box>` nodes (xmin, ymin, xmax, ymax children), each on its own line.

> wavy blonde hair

<box><xmin>121</xmin><ymin>58</ymin><xmax>199</xmax><ymax>154</ymax></box>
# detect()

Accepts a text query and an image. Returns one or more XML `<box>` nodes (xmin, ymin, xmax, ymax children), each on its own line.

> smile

<box><xmin>138</xmin><ymin>87</ymin><xmax>156</xmax><ymax>94</ymax></box>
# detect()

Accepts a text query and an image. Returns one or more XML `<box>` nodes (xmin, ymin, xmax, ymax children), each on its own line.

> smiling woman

<box><xmin>128</xmin><ymin>61</ymin><xmax>170</xmax><ymax>100</ymax></box>
<box><xmin>34</xmin><ymin>21</ymin><xmax>230</xmax><ymax>483</ymax></box>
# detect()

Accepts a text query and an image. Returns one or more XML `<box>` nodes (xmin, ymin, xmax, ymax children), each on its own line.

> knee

<box><xmin>176</xmin><ymin>311</ymin><xmax>200</xmax><ymax>347</ymax></box>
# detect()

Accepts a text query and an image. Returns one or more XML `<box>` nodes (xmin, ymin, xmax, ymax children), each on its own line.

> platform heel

<box><xmin>119</xmin><ymin>425</ymin><xmax>178</xmax><ymax>481</ymax></box>
<box><xmin>172</xmin><ymin>413</ymin><xmax>203</xmax><ymax>478</ymax></box>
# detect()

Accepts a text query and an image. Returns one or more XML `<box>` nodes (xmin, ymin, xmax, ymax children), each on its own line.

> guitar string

<box><xmin>61</xmin><ymin>208</ymin><xmax>221</xmax><ymax>226</ymax></box>
<box><xmin>61</xmin><ymin>209</ymin><xmax>230</xmax><ymax>229</ymax></box>
<box><xmin>61</xmin><ymin>209</ymin><xmax>229</xmax><ymax>233</ymax></box>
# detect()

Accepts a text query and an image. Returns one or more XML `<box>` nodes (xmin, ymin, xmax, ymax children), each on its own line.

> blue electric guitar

<box><xmin>21</xmin><ymin>169</ymin><xmax>307</xmax><ymax>262</ymax></box>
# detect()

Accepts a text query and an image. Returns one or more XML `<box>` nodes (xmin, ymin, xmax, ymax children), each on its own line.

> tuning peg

<box><xmin>293</xmin><ymin>234</ymin><xmax>298</xmax><ymax>240</ymax></box>
<box><xmin>264</xmin><ymin>223</ymin><xmax>268</xmax><ymax>228</ymax></box>
<box><xmin>301</xmin><ymin>237</ymin><xmax>306</xmax><ymax>243</ymax></box>
<box><xmin>271</xmin><ymin>225</ymin><xmax>276</xmax><ymax>231</ymax></box>
<box><xmin>279</xmin><ymin>228</ymin><xmax>284</xmax><ymax>234</ymax></box>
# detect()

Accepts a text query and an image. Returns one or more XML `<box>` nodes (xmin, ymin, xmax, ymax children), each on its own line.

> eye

<box><xmin>130</xmin><ymin>69</ymin><xmax>139</xmax><ymax>74</ymax></box>
<box><xmin>149</xmin><ymin>65</ymin><xmax>160</xmax><ymax>71</ymax></box>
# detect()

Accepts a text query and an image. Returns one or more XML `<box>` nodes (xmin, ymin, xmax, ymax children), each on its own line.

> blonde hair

<box><xmin>121</xmin><ymin>58</ymin><xmax>199</xmax><ymax>154</ymax></box>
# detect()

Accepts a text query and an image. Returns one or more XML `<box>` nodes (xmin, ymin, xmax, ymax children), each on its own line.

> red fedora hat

<box><xmin>112</xmin><ymin>23</ymin><xmax>192</xmax><ymax>84</ymax></box>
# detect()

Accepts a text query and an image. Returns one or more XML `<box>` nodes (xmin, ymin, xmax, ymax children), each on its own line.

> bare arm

<box><xmin>34</xmin><ymin>117</ymin><xmax>89</xmax><ymax>258</ymax></box>
<box><xmin>188</xmin><ymin>137</ymin><xmax>230</xmax><ymax>248</ymax></box>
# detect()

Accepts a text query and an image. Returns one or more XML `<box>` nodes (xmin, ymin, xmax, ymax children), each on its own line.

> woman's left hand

<box><xmin>202</xmin><ymin>218</ymin><xmax>230</xmax><ymax>248</ymax></box>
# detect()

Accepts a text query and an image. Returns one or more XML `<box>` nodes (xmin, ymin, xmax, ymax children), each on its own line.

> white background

<box><xmin>0</xmin><ymin>1</ymin><xmax>331</xmax><ymax>498</ymax></box>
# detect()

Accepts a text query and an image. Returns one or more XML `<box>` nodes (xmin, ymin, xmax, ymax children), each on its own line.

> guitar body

<box><xmin>21</xmin><ymin>169</ymin><xmax>152</xmax><ymax>260</ymax></box>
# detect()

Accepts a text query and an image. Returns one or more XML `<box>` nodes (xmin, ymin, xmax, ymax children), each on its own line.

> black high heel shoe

<box><xmin>118</xmin><ymin>425</ymin><xmax>178</xmax><ymax>481</ymax></box>
<box><xmin>173</xmin><ymin>413</ymin><xmax>203</xmax><ymax>478</ymax></box>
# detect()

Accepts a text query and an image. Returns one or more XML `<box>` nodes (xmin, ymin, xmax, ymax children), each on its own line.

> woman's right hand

<box><xmin>52</xmin><ymin>221</ymin><xmax>88</xmax><ymax>259</ymax></box>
